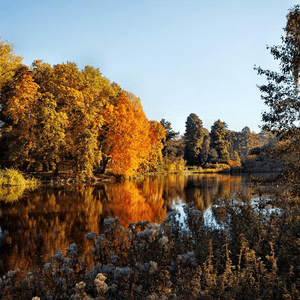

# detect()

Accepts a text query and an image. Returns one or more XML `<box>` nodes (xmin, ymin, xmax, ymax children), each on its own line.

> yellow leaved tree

<box><xmin>0</xmin><ymin>39</ymin><xmax>22</xmax><ymax>89</ymax></box>
<box><xmin>0</xmin><ymin>65</ymin><xmax>68</xmax><ymax>170</ymax></box>
<box><xmin>139</xmin><ymin>120</ymin><xmax>166</xmax><ymax>172</ymax></box>
<box><xmin>31</xmin><ymin>61</ymin><xmax>115</xmax><ymax>176</ymax></box>
<box><xmin>0</xmin><ymin>45</ymin><xmax>164</xmax><ymax>178</ymax></box>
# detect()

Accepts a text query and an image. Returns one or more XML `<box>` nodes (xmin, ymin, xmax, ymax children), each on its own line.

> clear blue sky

<box><xmin>1</xmin><ymin>0</ymin><xmax>299</xmax><ymax>135</ymax></box>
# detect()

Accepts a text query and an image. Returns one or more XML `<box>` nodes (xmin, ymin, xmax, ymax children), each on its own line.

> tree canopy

<box><xmin>0</xmin><ymin>33</ymin><xmax>285</xmax><ymax>177</ymax></box>
<box><xmin>255</xmin><ymin>5</ymin><xmax>300</xmax><ymax>184</ymax></box>
<box><xmin>102</xmin><ymin>92</ymin><xmax>156</xmax><ymax>177</ymax></box>
<box><xmin>184</xmin><ymin>113</ymin><xmax>205</xmax><ymax>166</ymax></box>
<box><xmin>0</xmin><ymin>39</ymin><xmax>22</xmax><ymax>90</ymax></box>
<box><xmin>0</xmin><ymin>40</ymin><xmax>165</xmax><ymax>178</ymax></box>
<box><xmin>210</xmin><ymin>119</ymin><xmax>230</xmax><ymax>163</ymax></box>
<box><xmin>255</xmin><ymin>5</ymin><xmax>300</xmax><ymax>138</ymax></box>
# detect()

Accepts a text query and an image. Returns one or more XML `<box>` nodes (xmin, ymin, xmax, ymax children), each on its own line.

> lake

<box><xmin>0</xmin><ymin>173</ymin><xmax>255</xmax><ymax>278</ymax></box>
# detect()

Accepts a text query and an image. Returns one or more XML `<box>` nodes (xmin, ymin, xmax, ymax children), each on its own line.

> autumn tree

<box><xmin>210</xmin><ymin>119</ymin><xmax>230</xmax><ymax>163</ymax></box>
<box><xmin>49</xmin><ymin>62</ymin><xmax>102</xmax><ymax>175</ymax></box>
<box><xmin>0</xmin><ymin>66</ymin><xmax>41</xmax><ymax>167</ymax></box>
<box><xmin>0</xmin><ymin>46</ymin><xmax>163</xmax><ymax>178</ymax></box>
<box><xmin>0</xmin><ymin>59</ymin><xmax>118</xmax><ymax>176</ymax></box>
<box><xmin>140</xmin><ymin>120</ymin><xmax>165</xmax><ymax>172</ymax></box>
<box><xmin>0</xmin><ymin>64</ymin><xmax>71</xmax><ymax>172</ymax></box>
<box><xmin>101</xmin><ymin>92</ymin><xmax>151</xmax><ymax>177</ymax></box>
<box><xmin>31</xmin><ymin>61</ymin><xmax>115</xmax><ymax>176</ymax></box>
<box><xmin>0</xmin><ymin>39</ymin><xmax>22</xmax><ymax>90</ymax></box>
<box><xmin>0</xmin><ymin>39</ymin><xmax>22</xmax><ymax>160</ymax></box>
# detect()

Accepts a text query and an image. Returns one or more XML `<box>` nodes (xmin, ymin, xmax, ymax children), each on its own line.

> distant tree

<box><xmin>236</xmin><ymin>126</ymin><xmax>254</xmax><ymax>161</ymax></box>
<box><xmin>209</xmin><ymin>148</ymin><xmax>218</xmax><ymax>162</ymax></box>
<box><xmin>160</xmin><ymin>119</ymin><xmax>180</xmax><ymax>158</ymax></box>
<box><xmin>225</xmin><ymin>129</ymin><xmax>238</xmax><ymax>160</ymax></box>
<box><xmin>184</xmin><ymin>113</ymin><xmax>205</xmax><ymax>166</ymax></box>
<box><xmin>233</xmin><ymin>150</ymin><xmax>241</xmax><ymax>166</ymax></box>
<box><xmin>210</xmin><ymin>119</ymin><xmax>230</xmax><ymax>162</ymax></box>
<box><xmin>222</xmin><ymin>126</ymin><xmax>279</xmax><ymax>164</ymax></box>
<box><xmin>159</xmin><ymin>119</ymin><xmax>185</xmax><ymax>171</ymax></box>
<box><xmin>200</xmin><ymin>134</ymin><xmax>210</xmax><ymax>165</ymax></box>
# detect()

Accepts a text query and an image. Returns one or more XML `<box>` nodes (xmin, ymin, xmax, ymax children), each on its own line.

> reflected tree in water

<box><xmin>104</xmin><ymin>181</ymin><xmax>167</xmax><ymax>227</ymax></box>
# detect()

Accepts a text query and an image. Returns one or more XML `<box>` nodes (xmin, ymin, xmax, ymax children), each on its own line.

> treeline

<box><xmin>0</xmin><ymin>40</ymin><xmax>278</xmax><ymax>178</ymax></box>
<box><xmin>0</xmin><ymin>41</ymin><xmax>165</xmax><ymax>178</ymax></box>
<box><xmin>160</xmin><ymin>114</ymin><xmax>278</xmax><ymax>172</ymax></box>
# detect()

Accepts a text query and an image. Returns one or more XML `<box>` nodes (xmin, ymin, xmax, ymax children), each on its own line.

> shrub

<box><xmin>0</xmin><ymin>168</ymin><xmax>40</xmax><ymax>187</ymax></box>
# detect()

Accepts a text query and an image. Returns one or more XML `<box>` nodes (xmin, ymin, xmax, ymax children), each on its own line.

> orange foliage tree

<box><xmin>1</xmin><ymin>66</ymin><xmax>40</xmax><ymax>167</ymax></box>
<box><xmin>0</xmin><ymin>55</ymin><xmax>164</xmax><ymax>177</ymax></box>
<box><xmin>102</xmin><ymin>92</ymin><xmax>152</xmax><ymax>177</ymax></box>
<box><xmin>0</xmin><ymin>66</ymin><xmax>68</xmax><ymax>169</ymax></box>
<box><xmin>139</xmin><ymin>120</ymin><xmax>166</xmax><ymax>172</ymax></box>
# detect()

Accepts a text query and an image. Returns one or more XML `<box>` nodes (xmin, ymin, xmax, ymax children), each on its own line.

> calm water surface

<box><xmin>0</xmin><ymin>174</ymin><xmax>254</xmax><ymax>277</ymax></box>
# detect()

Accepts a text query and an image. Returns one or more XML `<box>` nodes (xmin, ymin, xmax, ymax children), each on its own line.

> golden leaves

<box><xmin>103</xmin><ymin>92</ymin><xmax>157</xmax><ymax>177</ymax></box>
<box><xmin>0</xmin><ymin>39</ymin><xmax>22</xmax><ymax>89</ymax></box>
<box><xmin>0</xmin><ymin>59</ymin><xmax>164</xmax><ymax>177</ymax></box>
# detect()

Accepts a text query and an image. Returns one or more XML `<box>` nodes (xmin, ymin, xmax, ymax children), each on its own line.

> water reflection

<box><xmin>0</xmin><ymin>174</ymin><xmax>253</xmax><ymax>277</ymax></box>
<box><xmin>0</xmin><ymin>186</ymin><xmax>28</xmax><ymax>202</ymax></box>
<box><xmin>104</xmin><ymin>181</ymin><xmax>167</xmax><ymax>226</ymax></box>
<box><xmin>156</xmin><ymin>174</ymin><xmax>252</xmax><ymax>211</ymax></box>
